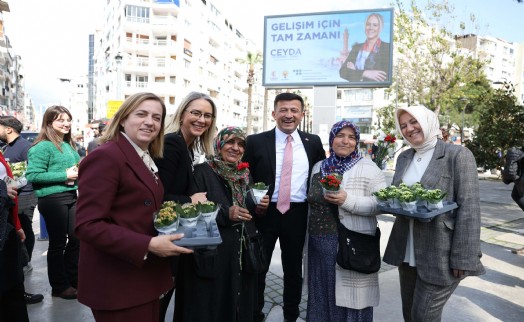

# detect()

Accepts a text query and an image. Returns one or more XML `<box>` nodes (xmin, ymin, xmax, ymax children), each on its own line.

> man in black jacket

<box><xmin>243</xmin><ymin>93</ymin><xmax>325</xmax><ymax>322</ymax></box>
<box><xmin>502</xmin><ymin>146</ymin><xmax>524</xmax><ymax>211</ymax></box>
<box><xmin>503</xmin><ymin>147</ymin><xmax>524</xmax><ymax>255</ymax></box>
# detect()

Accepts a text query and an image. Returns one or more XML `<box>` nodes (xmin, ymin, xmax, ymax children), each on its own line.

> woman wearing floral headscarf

<box><xmin>305</xmin><ymin>120</ymin><xmax>387</xmax><ymax>322</ymax></box>
<box><xmin>383</xmin><ymin>105</ymin><xmax>485</xmax><ymax>322</ymax></box>
<box><xmin>174</xmin><ymin>126</ymin><xmax>269</xmax><ymax>322</ymax></box>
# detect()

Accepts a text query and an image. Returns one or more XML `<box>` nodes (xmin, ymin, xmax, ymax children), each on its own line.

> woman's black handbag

<box><xmin>336</xmin><ymin>223</ymin><xmax>381</xmax><ymax>274</ymax></box>
<box><xmin>241</xmin><ymin>223</ymin><xmax>268</xmax><ymax>274</ymax></box>
<box><xmin>329</xmin><ymin>203</ymin><xmax>381</xmax><ymax>274</ymax></box>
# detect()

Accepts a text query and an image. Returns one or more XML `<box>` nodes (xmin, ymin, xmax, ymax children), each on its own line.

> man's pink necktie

<box><xmin>277</xmin><ymin>135</ymin><xmax>293</xmax><ymax>213</ymax></box>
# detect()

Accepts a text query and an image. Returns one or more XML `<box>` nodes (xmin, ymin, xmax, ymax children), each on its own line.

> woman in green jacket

<box><xmin>26</xmin><ymin>106</ymin><xmax>80</xmax><ymax>300</ymax></box>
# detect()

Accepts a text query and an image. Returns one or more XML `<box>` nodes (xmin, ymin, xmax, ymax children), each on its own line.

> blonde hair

<box><xmin>33</xmin><ymin>105</ymin><xmax>75</xmax><ymax>151</ymax></box>
<box><xmin>99</xmin><ymin>92</ymin><xmax>167</xmax><ymax>158</ymax></box>
<box><xmin>165</xmin><ymin>91</ymin><xmax>217</xmax><ymax>156</ymax></box>
<box><xmin>366</xmin><ymin>13</ymin><xmax>384</xmax><ymax>33</ymax></box>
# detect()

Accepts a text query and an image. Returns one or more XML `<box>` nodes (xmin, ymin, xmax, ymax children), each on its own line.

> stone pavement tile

<box><xmin>495</xmin><ymin>232</ymin><xmax>524</xmax><ymax>245</ymax></box>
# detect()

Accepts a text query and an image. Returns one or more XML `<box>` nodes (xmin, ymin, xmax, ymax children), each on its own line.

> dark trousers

<box><xmin>92</xmin><ymin>298</ymin><xmax>160</xmax><ymax>322</ymax></box>
<box><xmin>511</xmin><ymin>185</ymin><xmax>524</xmax><ymax>211</ymax></box>
<box><xmin>0</xmin><ymin>228</ymin><xmax>29</xmax><ymax>322</ymax></box>
<box><xmin>398</xmin><ymin>263</ymin><xmax>459</xmax><ymax>322</ymax></box>
<box><xmin>18</xmin><ymin>193</ymin><xmax>38</xmax><ymax>265</ymax></box>
<box><xmin>38</xmin><ymin>191</ymin><xmax>79</xmax><ymax>293</ymax></box>
<box><xmin>254</xmin><ymin>202</ymin><xmax>308</xmax><ymax>322</ymax></box>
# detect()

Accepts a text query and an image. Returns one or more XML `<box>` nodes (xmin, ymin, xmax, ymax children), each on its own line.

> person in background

<box><xmin>75</xmin><ymin>92</ymin><xmax>193</xmax><ymax>322</ymax></box>
<box><xmin>243</xmin><ymin>92</ymin><xmax>325</xmax><ymax>322</ymax></box>
<box><xmin>74</xmin><ymin>136</ymin><xmax>86</xmax><ymax>158</ymax></box>
<box><xmin>178</xmin><ymin>126</ymin><xmax>269</xmax><ymax>321</ymax></box>
<box><xmin>370</xmin><ymin>135</ymin><xmax>378</xmax><ymax>161</ymax></box>
<box><xmin>0</xmin><ymin>116</ymin><xmax>44</xmax><ymax>305</ymax></box>
<box><xmin>86</xmin><ymin>123</ymin><xmax>106</xmax><ymax>155</ymax></box>
<box><xmin>0</xmin><ymin>152</ymin><xmax>29</xmax><ymax>321</ymax></box>
<box><xmin>154</xmin><ymin>91</ymin><xmax>217</xmax><ymax>321</ymax></box>
<box><xmin>26</xmin><ymin>106</ymin><xmax>81</xmax><ymax>300</ymax></box>
<box><xmin>502</xmin><ymin>146</ymin><xmax>524</xmax><ymax>212</ymax></box>
<box><xmin>383</xmin><ymin>105</ymin><xmax>485</xmax><ymax>321</ymax></box>
<box><xmin>440</xmin><ymin>128</ymin><xmax>450</xmax><ymax>143</ymax></box>
<box><xmin>339</xmin><ymin>13</ymin><xmax>390</xmax><ymax>82</ymax></box>
<box><xmin>306</xmin><ymin>120</ymin><xmax>387</xmax><ymax>322</ymax></box>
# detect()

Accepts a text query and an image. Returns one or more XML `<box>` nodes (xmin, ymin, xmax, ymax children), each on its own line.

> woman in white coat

<box><xmin>305</xmin><ymin>120</ymin><xmax>387</xmax><ymax>322</ymax></box>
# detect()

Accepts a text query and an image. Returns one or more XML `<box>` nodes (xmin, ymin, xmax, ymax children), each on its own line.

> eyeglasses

<box><xmin>187</xmin><ymin>110</ymin><xmax>214</xmax><ymax>121</ymax></box>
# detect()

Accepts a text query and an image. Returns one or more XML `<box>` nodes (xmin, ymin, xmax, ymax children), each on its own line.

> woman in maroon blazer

<box><xmin>75</xmin><ymin>92</ymin><xmax>193</xmax><ymax>322</ymax></box>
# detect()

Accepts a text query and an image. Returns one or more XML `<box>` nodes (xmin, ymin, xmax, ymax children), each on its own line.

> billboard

<box><xmin>263</xmin><ymin>8</ymin><xmax>393</xmax><ymax>88</ymax></box>
<box><xmin>106</xmin><ymin>100</ymin><xmax>123</xmax><ymax>119</ymax></box>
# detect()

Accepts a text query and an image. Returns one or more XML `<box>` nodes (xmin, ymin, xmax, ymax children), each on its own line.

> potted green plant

<box><xmin>250</xmin><ymin>182</ymin><xmax>270</xmax><ymax>204</ymax></box>
<box><xmin>197</xmin><ymin>201</ymin><xmax>220</xmax><ymax>230</ymax></box>
<box><xmin>422</xmin><ymin>189</ymin><xmax>447</xmax><ymax>210</ymax></box>
<box><xmin>178</xmin><ymin>203</ymin><xmax>200</xmax><ymax>228</ymax></box>
<box><xmin>398</xmin><ymin>190</ymin><xmax>417</xmax><ymax>212</ymax></box>
<box><xmin>319</xmin><ymin>173</ymin><xmax>342</xmax><ymax>195</ymax></box>
<box><xmin>153</xmin><ymin>201</ymin><xmax>179</xmax><ymax>234</ymax></box>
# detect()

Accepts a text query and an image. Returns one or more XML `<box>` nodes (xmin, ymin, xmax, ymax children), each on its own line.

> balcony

<box><xmin>123</xmin><ymin>37</ymin><xmax>150</xmax><ymax>54</ymax></box>
<box><xmin>150</xmin><ymin>58</ymin><xmax>177</xmax><ymax>74</ymax></box>
<box><xmin>151</xmin><ymin>39</ymin><xmax>178</xmax><ymax>54</ymax></box>
<box><xmin>151</xmin><ymin>1</ymin><xmax>180</xmax><ymax>15</ymax></box>
<box><xmin>151</xmin><ymin>15</ymin><xmax>178</xmax><ymax>34</ymax></box>
<box><xmin>124</xmin><ymin>16</ymin><xmax>151</xmax><ymax>33</ymax></box>
<box><xmin>123</xmin><ymin>57</ymin><xmax>150</xmax><ymax>73</ymax></box>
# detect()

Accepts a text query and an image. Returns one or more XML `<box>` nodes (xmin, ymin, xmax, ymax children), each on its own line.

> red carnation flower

<box><xmin>237</xmin><ymin>162</ymin><xmax>249</xmax><ymax>171</ymax></box>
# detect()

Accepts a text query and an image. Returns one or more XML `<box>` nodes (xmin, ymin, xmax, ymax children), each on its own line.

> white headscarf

<box><xmin>395</xmin><ymin>105</ymin><xmax>441</xmax><ymax>153</ymax></box>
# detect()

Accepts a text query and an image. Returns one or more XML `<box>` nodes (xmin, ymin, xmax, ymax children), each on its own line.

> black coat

<box><xmin>155</xmin><ymin>131</ymin><xmax>193</xmax><ymax>204</ymax></box>
<box><xmin>339</xmin><ymin>41</ymin><xmax>391</xmax><ymax>82</ymax></box>
<box><xmin>174</xmin><ymin>163</ymin><xmax>258</xmax><ymax>322</ymax></box>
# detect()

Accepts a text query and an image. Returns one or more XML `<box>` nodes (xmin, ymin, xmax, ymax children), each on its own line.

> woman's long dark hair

<box><xmin>33</xmin><ymin>105</ymin><xmax>75</xmax><ymax>151</ymax></box>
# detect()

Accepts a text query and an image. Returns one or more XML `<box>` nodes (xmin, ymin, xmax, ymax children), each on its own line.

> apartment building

<box><xmin>456</xmin><ymin>34</ymin><xmax>524</xmax><ymax>104</ymax></box>
<box><xmin>92</xmin><ymin>0</ymin><xmax>261</xmax><ymax>132</ymax></box>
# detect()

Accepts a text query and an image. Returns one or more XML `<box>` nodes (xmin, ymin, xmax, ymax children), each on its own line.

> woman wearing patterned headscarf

<box><xmin>305</xmin><ymin>120</ymin><xmax>387</xmax><ymax>322</ymax></box>
<box><xmin>383</xmin><ymin>105</ymin><xmax>485</xmax><ymax>322</ymax></box>
<box><xmin>174</xmin><ymin>126</ymin><xmax>269</xmax><ymax>322</ymax></box>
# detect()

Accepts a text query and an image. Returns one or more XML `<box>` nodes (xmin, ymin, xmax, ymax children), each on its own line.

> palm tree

<box><xmin>237</xmin><ymin>52</ymin><xmax>262</xmax><ymax>134</ymax></box>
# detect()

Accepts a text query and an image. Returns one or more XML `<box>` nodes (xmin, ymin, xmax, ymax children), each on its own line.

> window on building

<box><xmin>125</xmin><ymin>5</ymin><xmax>150</xmax><ymax>23</ymax></box>
<box><xmin>184</xmin><ymin>79</ymin><xmax>190</xmax><ymax>88</ymax></box>
<box><xmin>170</xmin><ymin>76</ymin><xmax>176</xmax><ymax>84</ymax></box>
<box><xmin>184</xmin><ymin>59</ymin><xmax>191</xmax><ymax>69</ymax></box>
<box><xmin>136</xmin><ymin>75</ymin><xmax>148</xmax><ymax>88</ymax></box>
<box><xmin>184</xmin><ymin>39</ymin><xmax>192</xmax><ymax>57</ymax></box>
<box><xmin>169</xmin><ymin>96</ymin><xmax>175</xmax><ymax>104</ymax></box>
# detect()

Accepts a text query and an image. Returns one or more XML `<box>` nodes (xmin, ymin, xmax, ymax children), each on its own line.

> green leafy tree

<box><xmin>466</xmin><ymin>83</ymin><xmax>524</xmax><ymax>170</ymax></box>
<box><xmin>237</xmin><ymin>51</ymin><xmax>262</xmax><ymax>134</ymax></box>
<box><xmin>374</xmin><ymin>104</ymin><xmax>397</xmax><ymax>135</ymax></box>
<box><xmin>392</xmin><ymin>0</ymin><xmax>487</xmax><ymax>125</ymax></box>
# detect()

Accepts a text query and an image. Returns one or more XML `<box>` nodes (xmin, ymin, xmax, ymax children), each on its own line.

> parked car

<box><xmin>21</xmin><ymin>131</ymin><xmax>39</xmax><ymax>143</ymax></box>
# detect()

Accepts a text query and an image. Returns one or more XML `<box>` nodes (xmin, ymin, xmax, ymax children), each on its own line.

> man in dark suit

<box><xmin>243</xmin><ymin>92</ymin><xmax>325</xmax><ymax>322</ymax></box>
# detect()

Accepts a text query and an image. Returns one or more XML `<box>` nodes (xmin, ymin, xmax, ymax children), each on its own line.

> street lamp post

<box><xmin>115</xmin><ymin>53</ymin><xmax>123</xmax><ymax>100</ymax></box>
<box><xmin>460</xmin><ymin>98</ymin><xmax>468</xmax><ymax>145</ymax></box>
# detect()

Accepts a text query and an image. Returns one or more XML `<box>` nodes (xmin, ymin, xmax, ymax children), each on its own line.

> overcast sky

<box><xmin>4</xmin><ymin>0</ymin><xmax>524</xmax><ymax>108</ymax></box>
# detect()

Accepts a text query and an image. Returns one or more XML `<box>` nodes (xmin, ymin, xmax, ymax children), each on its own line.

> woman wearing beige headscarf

<box><xmin>383</xmin><ymin>105</ymin><xmax>485</xmax><ymax>322</ymax></box>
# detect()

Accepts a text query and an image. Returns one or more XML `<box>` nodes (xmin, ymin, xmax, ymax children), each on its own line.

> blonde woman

<box><xmin>75</xmin><ymin>92</ymin><xmax>192</xmax><ymax>321</ymax></box>
<box><xmin>155</xmin><ymin>91</ymin><xmax>217</xmax><ymax>320</ymax></box>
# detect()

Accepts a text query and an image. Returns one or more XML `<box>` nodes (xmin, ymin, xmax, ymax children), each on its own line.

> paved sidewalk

<box><xmin>25</xmin><ymin>171</ymin><xmax>524</xmax><ymax>321</ymax></box>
